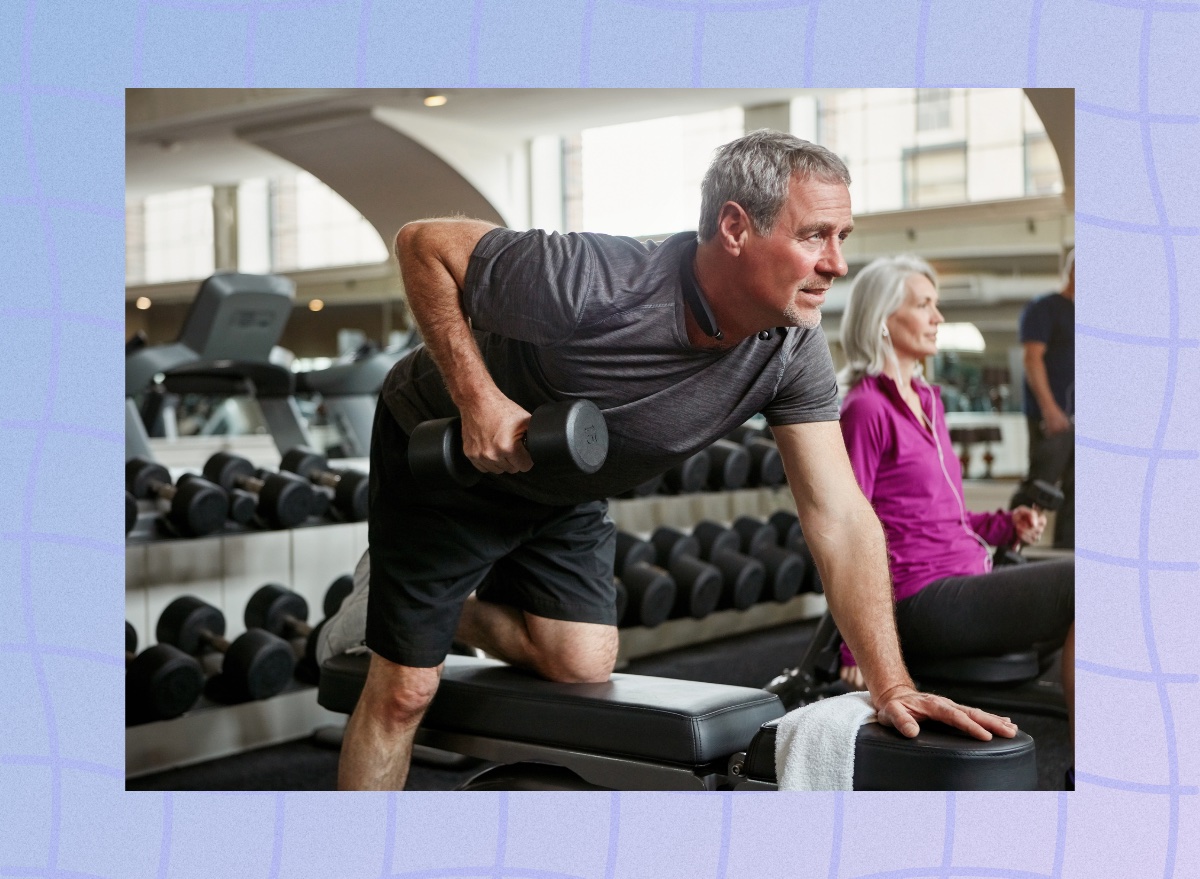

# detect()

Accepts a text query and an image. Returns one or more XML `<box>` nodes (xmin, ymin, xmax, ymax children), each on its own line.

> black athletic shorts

<box><xmin>366</xmin><ymin>401</ymin><xmax>617</xmax><ymax>668</ymax></box>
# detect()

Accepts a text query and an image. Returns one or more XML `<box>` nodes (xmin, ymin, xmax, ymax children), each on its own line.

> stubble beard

<box><xmin>785</xmin><ymin>302</ymin><xmax>822</xmax><ymax>330</ymax></box>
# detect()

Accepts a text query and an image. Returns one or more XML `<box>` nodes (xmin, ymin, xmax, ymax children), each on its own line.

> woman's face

<box><xmin>885</xmin><ymin>273</ymin><xmax>943</xmax><ymax>363</ymax></box>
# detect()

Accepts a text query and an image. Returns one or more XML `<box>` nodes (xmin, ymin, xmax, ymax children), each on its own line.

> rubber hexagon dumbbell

<box><xmin>157</xmin><ymin>596</ymin><xmax>295</xmax><ymax>702</ymax></box>
<box><xmin>408</xmin><ymin>399</ymin><xmax>608</xmax><ymax>491</ymax></box>
<box><xmin>126</xmin><ymin>457</ymin><xmax>228</xmax><ymax>538</ymax></box>
<box><xmin>280</xmin><ymin>447</ymin><xmax>369</xmax><ymax>522</ymax></box>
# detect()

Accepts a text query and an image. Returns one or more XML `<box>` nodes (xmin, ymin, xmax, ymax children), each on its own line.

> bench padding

<box><xmin>319</xmin><ymin>652</ymin><xmax>783</xmax><ymax>765</ymax></box>
<box><xmin>744</xmin><ymin>717</ymin><xmax>1037</xmax><ymax>790</ymax></box>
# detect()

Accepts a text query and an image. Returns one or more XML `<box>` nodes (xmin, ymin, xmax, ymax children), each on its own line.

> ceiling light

<box><xmin>308</xmin><ymin>299</ymin><xmax>325</xmax><ymax>312</ymax></box>
<box><xmin>135</xmin><ymin>297</ymin><xmax>151</xmax><ymax>310</ymax></box>
<box><xmin>423</xmin><ymin>93</ymin><xmax>448</xmax><ymax>108</ymax></box>
<box><xmin>936</xmin><ymin>323</ymin><xmax>985</xmax><ymax>353</ymax></box>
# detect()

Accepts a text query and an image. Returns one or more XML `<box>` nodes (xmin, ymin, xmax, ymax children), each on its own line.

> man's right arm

<box><xmin>394</xmin><ymin>219</ymin><xmax>534</xmax><ymax>475</ymax></box>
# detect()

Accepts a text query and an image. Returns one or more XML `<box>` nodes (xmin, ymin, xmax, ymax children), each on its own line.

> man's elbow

<box><xmin>394</xmin><ymin>221</ymin><xmax>426</xmax><ymax>261</ymax></box>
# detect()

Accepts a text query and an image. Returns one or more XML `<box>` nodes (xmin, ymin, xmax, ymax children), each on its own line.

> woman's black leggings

<box><xmin>894</xmin><ymin>557</ymin><xmax>1074</xmax><ymax>659</ymax></box>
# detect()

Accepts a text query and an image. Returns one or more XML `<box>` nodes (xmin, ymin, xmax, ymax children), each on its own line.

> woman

<box><xmin>837</xmin><ymin>254</ymin><xmax>1074</xmax><ymax>785</ymax></box>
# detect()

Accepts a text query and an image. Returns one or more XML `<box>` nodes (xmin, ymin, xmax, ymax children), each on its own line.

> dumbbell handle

<box><xmin>279</xmin><ymin>613</ymin><xmax>314</xmax><ymax>639</ymax></box>
<box><xmin>307</xmin><ymin>470</ymin><xmax>342</xmax><ymax>490</ymax></box>
<box><xmin>143</xmin><ymin>476</ymin><xmax>181</xmax><ymax>503</ymax></box>
<box><xmin>195</xmin><ymin>627</ymin><xmax>232</xmax><ymax>654</ymax></box>
<box><xmin>232</xmin><ymin>473</ymin><xmax>267</xmax><ymax>494</ymax></box>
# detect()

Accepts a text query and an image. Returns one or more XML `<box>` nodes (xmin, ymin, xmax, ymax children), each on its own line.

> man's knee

<box><xmin>529</xmin><ymin>623</ymin><xmax>618</xmax><ymax>684</ymax></box>
<box><xmin>360</xmin><ymin>656</ymin><xmax>442</xmax><ymax>727</ymax></box>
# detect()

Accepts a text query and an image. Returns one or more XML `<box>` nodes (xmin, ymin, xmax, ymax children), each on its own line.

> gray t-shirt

<box><xmin>382</xmin><ymin>228</ymin><xmax>840</xmax><ymax>505</ymax></box>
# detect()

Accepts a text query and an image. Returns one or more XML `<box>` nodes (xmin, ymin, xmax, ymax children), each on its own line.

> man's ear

<box><xmin>716</xmin><ymin>201</ymin><xmax>752</xmax><ymax>255</ymax></box>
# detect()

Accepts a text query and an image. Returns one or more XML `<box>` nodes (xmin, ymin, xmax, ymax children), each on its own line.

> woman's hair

<box><xmin>698</xmin><ymin>130</ymin><xmax>851</xmax><ymax>242</ymax></box>
<box><xmin>838</xmin><ymin>254</ymin><xmax>938</xmax><ymax>395</ymax></box>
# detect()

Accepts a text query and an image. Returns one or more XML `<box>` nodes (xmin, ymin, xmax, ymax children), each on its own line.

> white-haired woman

<box><xmin>838</xmin><ymin>254</ymin><xmax>1075</xmax><ymax>788</ymax></box>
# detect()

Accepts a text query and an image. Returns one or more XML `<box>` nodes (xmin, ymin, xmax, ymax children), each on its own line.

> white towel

<box><xmin>774</xmin><ymin>692</ymin><xmax>877</xmax><ymax>790</ymax></box>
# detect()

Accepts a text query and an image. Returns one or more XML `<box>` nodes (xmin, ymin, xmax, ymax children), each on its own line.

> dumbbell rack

<box><xmin>126</xmin><ymin>448</ymin><xmax>820</xmax><ymax>778</ymax></box>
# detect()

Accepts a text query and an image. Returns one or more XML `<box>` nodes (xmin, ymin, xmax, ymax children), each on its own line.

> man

<box><xmin>1011</xmin><ymin>249</ymin><xmax>1074</xmax><ymax>548</ymax></box>
<box><xmin>338</xmin><ymin>130</ymin><xmax>1016</xmax><ymax>790</ymax></box>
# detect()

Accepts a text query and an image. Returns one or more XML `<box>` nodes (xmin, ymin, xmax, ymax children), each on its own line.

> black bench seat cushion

<box><xmin>319</xmin><ymin>653</ymin><xmax>784</xmax><ymax>766</ymax></box>
<box><xmin>744</xmin><ymin>717</ymin><xmax>1038</xmax><ymax>790</ymax></box>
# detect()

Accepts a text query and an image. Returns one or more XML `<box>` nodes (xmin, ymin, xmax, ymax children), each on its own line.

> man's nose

<box><xmin>818</xmin><ymin>239</ymin><xmax>848</xmax><ymax>277</ymax></box>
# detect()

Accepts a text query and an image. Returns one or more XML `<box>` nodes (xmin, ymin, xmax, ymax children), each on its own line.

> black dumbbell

<box><xmin>125</xmin><ymin>490</ymin><xmax>137</xmax><ymax>536</ymax></box>
<box><xmin>995</xmin><ymin>478</ymin><xmax>1065</xmax><ymax>566</ymax></box>
<box><xmin>408</xmin><ymin>399</ymin><xmax>608</xmax><ymax>491</ymax></box>
<box><xmin>661</xmin><ymin>450</ymin><xmax>711</xmax><ymax>494</ymax></box>
<box><xmin>279</xmin><ymin>447</ymin><xmax>369</xmax><ymax>522</ymax></box>
<box><xmin>614</xmin><ymin>531</ymin><xmax>656</xmax><ymax>577</ymax></box>
<box><xmin>176</xmin><ymin>472</ymin><xmax>257</xmax><ymax>526</ymax></box>
<box><xmin>706</xmin><ymin>440</ymin><xmax>751</xmax><ymax>491</ymax></box>
<box><xmin>768</xmin><ymin>510</ymin><xmax>803</xmax><ymax>550</ymax></box>
<box><xmin>202</xmin><ymin>452</ymin><xmax>313</xmax><ymax>529</ymax></box>
<box><xmin>259</xmin><ymin>467</ymin><xmax>329</xmax><ymax>519</ymax></box>
<box><xmin>745</xmin><ymin>438</ymin><xmax>786</xmax><ymax>487</ymax></box>
<box><xmin>731</xmin><ymin>516</ymin><xmax>807</xmax><ymax>603</ymax></box>
<box><xmin>157</xmin><ymin>596</ymin><xmax>295</xmax><ymax>702</ymax></box>
<box><xmin>647</xmin><ymin>526</ymin><xmax>722</xmax><ymax>619</ymax></box>
<box><xmin>125</xmin><ymin>457</ymin><xmax>228</xmax><ymax>538</ymax></box>
<box><xmin>691</xmin><ymin>520</ymin><xmax>765</xmax><ymax>610</ymax></box>
<box><xmin>125</xmin><ymin>620</ymin><xmax>205</xmax><ymax>724</ymax></box>
<box><xmin>245</xmin><ymin>579</ymin><xmax>355</xmax><ymax>684</ymax></box>
<box><xmin>617</xmin><ymin>562</ymin><xmax>676</xmax><ymax>628</ymax></box>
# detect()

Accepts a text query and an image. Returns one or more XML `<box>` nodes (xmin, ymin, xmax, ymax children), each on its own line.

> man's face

<box><xmin>739</xmin><ymin>176</ymin><xmax>853</xmax><ymax>329</ymax></box>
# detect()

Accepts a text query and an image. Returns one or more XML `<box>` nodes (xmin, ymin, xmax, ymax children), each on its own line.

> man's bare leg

<box><xmin>457</xmin><ymin>595</ymin><xmax>617</xmax><ymax>683</ymax></box>
<box><xmin>337</xmin><ymin>654</ymin><xmax>441</xmax><ymax>790</ymax></box>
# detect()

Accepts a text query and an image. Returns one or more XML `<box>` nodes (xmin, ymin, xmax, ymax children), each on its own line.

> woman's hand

<box><xmin>839</xmin><ymin>664</ymin><xmax>866</xmax><ymax>691</ymax></box>
<box><xmin>1011</xmin><ymin>505</ymin><xmax>1047</xmax><ymax>546</ymax></box>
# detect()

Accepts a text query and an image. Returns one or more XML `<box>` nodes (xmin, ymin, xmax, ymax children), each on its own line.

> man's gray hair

<box><xmin>838</xmin><ymin>254</ymin><xmax>938</xmax><ymax>394</ymax></box>
<box><xmin>698</xmin><ymin>130</ymin><xmax>851</xmax><ymax>242</ymax></box>
<box><xmin>1062</xmin><ymin>247</ymin><xmax>1075</xmax><ymax>287</ymax></box>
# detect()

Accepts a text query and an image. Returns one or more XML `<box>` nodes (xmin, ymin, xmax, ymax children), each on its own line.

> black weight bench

<box><xmin>318</xmin><ymin>653</ymin><xmax>1036</xmax><ymax>790</ymax></box>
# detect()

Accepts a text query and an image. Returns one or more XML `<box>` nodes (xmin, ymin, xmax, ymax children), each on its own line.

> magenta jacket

<box><xmin>840</xmin><ymin>374</ymin><xmax>1016</xmax><ymax>603</ymax></box>
<box><xmin>837</xmin><ymin>375</ymin><xmax>1015</xmax><ymax>667</ymax></box>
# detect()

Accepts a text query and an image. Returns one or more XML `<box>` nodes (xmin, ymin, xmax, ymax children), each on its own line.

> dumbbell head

<box><xmin>768</xmin><ymin>511</ymin><xmax>802</xmax><ymax>548</ymax></box>
<box><xmin>126</xmin><ymin>621</ymin><xmax>137</xmax><ymax>655</ymax></box>
<box><xmin>731</xmin><ymin>516</ymin><xmax>777</xmax><ymax>557</ymax></box>
<box><xmin>667</xmin><ymin>555</ymin><xmax>722</xmax><ymax>619</ymax></box>
<box><xmin>222</xmin><ymin>629</ymin><xmax>296</xmax><ymax>701</ymax></box>
<box><xmin>279</xmin><ymin>447</ymin><xmax>329</xmax><ymax>480</ymax></box>
<box><xmin>662</xmin><ymin>451</ymin><xmax>711</xmax><ymax>494</ymax></box>
<box><xmin>1028</xmin><ymin>479</ymin><xmax>1065</xmax><ymax>511</ymax></box>
<box><xmin>244</xmin><ymin>583</ymin><xmax>309</xmax><ymax>638</ymax></box>
<box><xmin>711</xmin><ymin>550</ymin><xmax>765</xmax><ymax>610</ymax></box>
<box><xmin>126</xmin><ymin>457</ymin><xmax>171</xmax><ymax>499</ymax></box>
<box><xmin>755</xmin><ymin>544</ymin><xmax>806</xmax><ymax>603</ymax></box>
<box><xmin>127</xmin><ymin>643</ymin><xmax>205</xmax><ymax>721</ymax></box>
<box><xmin>650</xmin><ymin>526</ymin><xmax>700</xmax><ymax>569</ymax></box>
<box><xmin>255</xmin><ymin>471</ymin><xmax>316</xmax><ymax>529</ymax></box>
<box><xmin>619</xmin><ymin>562</ymin><xmax>676</xmax><ymax>628</ymax></box>
<box><xmin>157</xmin><ymin>596</ymin><xmax>225</xmax><ymax>656</ymax></box>
<box><xmin>692</xmin><ymin>520</ymin><xmax>741</xmax><ymax>561</ymax></box>
<box><xmin>202</xmin><ymin>451</ymin><xmax>255</xmax><ymax>492</ymax></box>
<box><xmin>324</xmin><ymin>574</ymin><xmax>354</xmax><ymax>618</ymax></box>
<box><xmin>525</xmin><ymin>399</ymin><xmax>608</xmax><ymax>475</ymax></box>
<box><xmin>614</xmin><ymin>531</ymin><xmax>656</xmax><ymax>578</ymax></box>
<box><xmin>707</xmin><ymin>440</ymin><xmax>750</xmax><ymax>491</ymax></box>
<box><xmin>166</xmin><ymin>477</ymin><xmax>228</xmax><ymax>538</ymax></box>
<box><xmin>409</xmin><ymin>417</ymin><xmax>482</xmax><ymax>490</ymax></box>
<box><xmin>333</xmin><ymin>470</ymin><xmax>369</xmax><ymax>521</ymax></box>
<box><xmin>746</xmin><ymin>438</ymin><xmax>786</xmax><ymax>487</ymax></box>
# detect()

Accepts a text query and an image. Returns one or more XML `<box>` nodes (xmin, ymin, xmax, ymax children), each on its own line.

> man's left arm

<box><xmin>771</xmin><ymin>421</ymin><xmax>1018</xmax><ymax>741</ymax></box>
